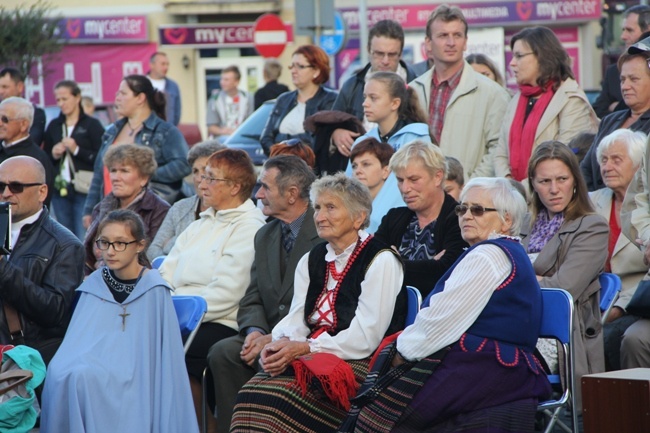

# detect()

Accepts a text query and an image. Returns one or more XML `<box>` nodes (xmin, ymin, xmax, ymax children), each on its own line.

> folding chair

<box><xmin>599</xmin><ymin>272</ymin><xmax>621</xmax><ymax>325</ymax></box>
<box><xmin>172</xmin><ymin>295</ymin><xmax>207</xmax><ymax>354</ymax></box>
<box><xmin>405</xmin><ymin>285</ymin><xmax>422</xmax><ymax>327</ymax></box>
<box><xmin>151</xmin><ymin>255</ymin><xmax>166</xmax><ymax>269</ymax></box>
<box><xmin>537</xmin><ymin>288</ymin><xmax>576</xmax><ymax>433</ymax></box>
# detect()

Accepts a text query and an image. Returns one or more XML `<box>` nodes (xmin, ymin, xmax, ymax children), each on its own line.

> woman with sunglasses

<box><xmin>159</xmin><ymin>148</ymin><xmax>265</xmax><ymax>428</ymax></box>
<box><xmin>374</xmin><ymin>140</ymin><xmax>467</xmax><ymax>298</ymax></box>
<box><xmin>43</xmin><ymin>80</ymin><xmax>104</xmax><ymax>240</ymax></box>
<box><xmin>523</xmin><ymin>141</ymin><xmax>608</xmax><ymax>414</ymax></box>
<box><xmin>42</xmin><ymin>210</ymin><xmax>198</xmax><ymax>433</ymax></box>
<box><xmin>493</xmin><ymin>26</ymin><xmax>598</xmax><ymax>181</ymax></box>
<box><xmin>259</xmin><ymin>45</ymin><xmax>337</xmax><ymax>156</ymax></box>
<box><xmin>341</xmin><ymin>177</ymin><xmax>551</xmax><ymax>433</ymax></box>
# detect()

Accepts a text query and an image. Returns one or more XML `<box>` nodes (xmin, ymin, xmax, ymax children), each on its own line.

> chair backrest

<box><xmin>172</xmin><ymin>295</ymin><xmax>207</xmax><ymax>353</ymax></box>
<box><xmin>599</xmin><ymin>272</ymin><xmax>621</xmax><ymax>324</ymax></box>
<box><xmin>538</xmin><ymin>288</ymin><xmax>576</xmax><ymax>429</ymax></box>
<box><xmin>405</xmin><ymin>285</ymin><xmax>422</xmax><ymax>327</ymax></box>
<box><xmin>151</xmin><ymin>256</ymin><xmax>166</xmax><ymax>269</ymax></box>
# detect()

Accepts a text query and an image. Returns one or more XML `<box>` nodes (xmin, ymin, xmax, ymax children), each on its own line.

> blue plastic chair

<box><xmin>405</xmin><ymin>286</ymin><xmax>422</xmax><ymax>327</ymax></box>
<box><xmin>599</xmin><ymin>273</ymin><xmax>622</xmax><ymax>325</ymax></box>
<box><xmin>172</xmin><ymin>295</ymin><xmax>207</xmax><ymax>354</ymax></box>
<box><xmin>151</xmin><ymin>255</ymin><xmax>166</xmax><ymax>269</ymax></box>
<box><xmin>537</xmin><ymin>288</ymin><xmax>576</xmax><ymax>433</ymax></box>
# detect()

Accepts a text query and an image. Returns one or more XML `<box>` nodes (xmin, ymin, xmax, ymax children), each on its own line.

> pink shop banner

<box><xmin>56</xmin><ymin>16</ymin><xmax>148</xmax><ymax>43</ymax></box>
<box><xmin>339</xmin><ymin>0</ymin><xmax>601</xmax><ymax>30</ymax></box>
<box><xmin>28</xmin><ymin>43</ymin><xmax>158</xmax><ymax>107</ymax></box>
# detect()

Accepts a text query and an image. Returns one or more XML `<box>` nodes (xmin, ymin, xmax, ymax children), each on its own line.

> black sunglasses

<box><xmin>0</xmin><ymin>115</ymin><xmax>18</xmax><ymax>124</ymax></box>
<box><xmin>454</xmin><ymin>204</ymin><xmax>498</xmax><ymax>217</ymax></box>
<box><xmin>0</xmin><ymin>182</ymin><xmax>43</xmax><ymax>194</ymax></box>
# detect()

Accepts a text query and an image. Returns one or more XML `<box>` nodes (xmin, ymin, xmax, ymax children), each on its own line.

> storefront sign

<box><xmin>339</xmin><ymin>0</ymin><xmax>601</xmax><ymax>30</ymax></box>
<box><xmin>56</xmin><ymin>16</ymin><xmax>148</xmax><ymax>43</ymax></box>
<box><xmin>25</xmin><ymin>43</ymin><xmax>157</xmax><ymax>107</ymax></box>
<box><xmin>159</xmin><ymin>22</ymin><xmax>294</xmax><ymax>48</ymax></box>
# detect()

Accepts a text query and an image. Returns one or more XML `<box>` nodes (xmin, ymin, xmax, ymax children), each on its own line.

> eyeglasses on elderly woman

<box><xmin>454</xmin><ymin>204</ymin><xmax>498</xmax><ymax>217</ymax></box>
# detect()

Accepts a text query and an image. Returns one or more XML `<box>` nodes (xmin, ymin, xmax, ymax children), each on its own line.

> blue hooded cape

<box><xmin>40</xmin><ymin>268</ymin><xmax>198</xmax><ymax>433</ymax></box>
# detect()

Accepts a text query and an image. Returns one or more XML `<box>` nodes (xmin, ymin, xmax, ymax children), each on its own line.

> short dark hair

<box><xmin>54</xmin><ymin>80</ymin><xmax>83</xmax><ymax>112</ymax></box>
<box><xmin>510</xmin><ymin>26</ymin><xmax>573</xmax><ymax>91</ymax></box>
<box><xmin>618</xmin><ymin>50</ymin><xmax>650</xmax><ymax>76</ymax></box>
<box><xmin>626</xmin><ymin>5</ymin><xmax>650</xmax><ymax>32</ymax></box>
<box><xmin>222</xmin><ymin>65</ymin><xmax>241</xmax><ymax>81</ymax></box>
<box><xmin>350</xmin><ymin>137</ymin><xmax>395</xmax><ymax>167</ymax></box>
<box><xmin>0</xmin><ymin>67</ymin><xmax>24</xmax><ymax>84</ymax></box>
<box><xmin>263</xmin><ymin>155</ymin><xmax>316</xmax><ymax>201</ymax></box>
<box><xmin>426</xmin><ymin>4</ymin><xmax>468</xmax><ymax>38</ymax></box>
<box><xmin>368</xmin><ymin>20</ymin><xmax>405</xmax><ymax>53</ymax></box>
<box><xmin>292</xmin><ymin>45</ymin><xmax>330</xmax><ymax>85</ymax></box>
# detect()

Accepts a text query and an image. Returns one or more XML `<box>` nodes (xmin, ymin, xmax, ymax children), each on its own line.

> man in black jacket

<box><xmin>0</xmin><ymin>155</ymin><xmax>84</xmax><ymax>365</ymax></box>
<box><xmin>0</xmin><ymin>67</ymin><xmax>46</xmax><ymax>147</ymax></box>
<box><xmin>331</xmin><ymin>20</ymin><xmax>416</xmax><ymax>157</ymax></box>
<box><xmin>254</xmin><ymin>59</ymin><xmax>289</xmax><ymax>110</ymax></box>
<box><xmin>0</xmin><ymin>97</ymin><xmax>55</xmax><ymax>206</ymax></box>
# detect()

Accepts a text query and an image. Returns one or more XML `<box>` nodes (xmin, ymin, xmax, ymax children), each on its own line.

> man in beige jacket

<box><xmin>409</xmin><ymin>5</ymin><xmax>510</xmax><ymax>179</ymax></box>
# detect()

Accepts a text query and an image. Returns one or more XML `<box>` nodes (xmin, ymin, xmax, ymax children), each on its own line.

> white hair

<box><xmin>460</xmin><ymin>177</ymin><xmax>528</xmax><ymax>236</ymax></box>
<box><xmin>0</xmin><ymin>97</ymin><xmax>34</xmax><ymax>128</ymax></box>
<box><xmin>596</xmin><ymin>129</ymin><xmax>646</xmax><ymax>168</ymax></box>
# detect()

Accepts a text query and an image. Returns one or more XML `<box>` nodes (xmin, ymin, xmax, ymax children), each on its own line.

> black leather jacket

<box><xmin>260</xmin><ymin>86</ymin><xmax>338</xmax><ymax>156</ymax></box>
<box><xmin>0</xmin><ymin>207</ymin><xmax>84</xmax><ymax>346</ymax></box>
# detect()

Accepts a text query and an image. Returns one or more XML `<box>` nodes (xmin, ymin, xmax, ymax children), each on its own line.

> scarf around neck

<box><xmin>509</xmin><ymin>82</ymin><xmax>556</xmax><ymax>181</ymax></box>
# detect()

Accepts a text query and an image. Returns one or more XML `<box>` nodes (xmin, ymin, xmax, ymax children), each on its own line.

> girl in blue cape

<box><xmin>40</xmin><ymin>209</ymin><xmax>198</xmax><ymax>433</ymax></box>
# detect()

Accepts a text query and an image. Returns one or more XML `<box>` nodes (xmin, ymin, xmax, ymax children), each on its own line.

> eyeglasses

<box><xmin>200</xmin><ymin>174</ymin><xmax>231</xmax><ymax>185</ymax></box>
<box><xmin>454</xmin><ymin>204</ymin><xmax>498</xmax><ymax>217</ymax></box>
<box><xmin>512</xmin><ymin>52</ymin><xmax>535</xmax><ymax>61</ymax></box>
<box><xmin>288</xmin><ymin>64</ymin><xmax>313</xmax><ymax>70</ymax></box>
<box><xmin>95</xmin><ymin>239</ymin><xmax>138</xmax><ymax>252</ymax></box>
<box><xmin>0</xmin><ymin>182</ymin><xmax>43</xmax><ymax>194</ymax></box>
<box><xmin>370</xmin><ymin>50</ymin><xmax>400</xmax><ymax>60</ymax></box>
<box><xmin>281</xmin><ymin>138</ymin><xmax>302</xmax><ymax>147</ymax></box>
<box><xmin>0</xmin><ymin>115</ymin><xmax>19</xmax><ymax>124</ymax></box>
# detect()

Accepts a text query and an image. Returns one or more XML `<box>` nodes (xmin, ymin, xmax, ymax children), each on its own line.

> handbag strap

<box><xmin>2</xmin><ymin>303</ymin><xmax>24</xmax><ymax>345</ymax></box>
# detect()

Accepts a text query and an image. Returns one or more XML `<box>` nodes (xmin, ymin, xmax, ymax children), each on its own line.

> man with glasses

<box><xmin>206</xmin><ymin>155</ymin><xmax>321</xmax><ymax>431</ymax></box>
<box><xmin>0</xmin><ymin>155</ymin><xmax>84</xmax><ymax>365</ymax></box>
<box><xmin>331</xmin><ymin>20</ymin><xmax>416</xmax><ymax>156</ymax></box>
<box><xmin>0</xmin><ymin>67</ymin><xmax>46</xmax><ymax>147</ymax></box>
<box><xmin>410</xmin><ymin>5</ymin><xmax>509</xmax><ymax>179</ymax></box>
<box><xmin>0</xmin><ymin>97</ymin><xmax>55</xmax><ymax>206</ymax></box>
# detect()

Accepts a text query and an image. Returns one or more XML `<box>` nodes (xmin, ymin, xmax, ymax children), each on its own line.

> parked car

<box><xmin>223</xmin><ymin>100</ymin><xmax>274</xmax><ymax>166</ymax></box>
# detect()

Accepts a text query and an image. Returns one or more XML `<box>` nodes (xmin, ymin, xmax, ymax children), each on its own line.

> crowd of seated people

<box><xmin>10</xmin><ymin>5</ymin><xmax>650</xmax><ymax>433</ymax></box>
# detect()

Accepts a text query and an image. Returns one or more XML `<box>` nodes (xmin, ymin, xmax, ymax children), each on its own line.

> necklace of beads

<box><xmin>310</xmin><ymin>235</ymin><xmax>372</xmax><ymax>336</ymax></box>
<box><xmin>102</xmin><ymin>266</ymin><xmax>145</xmax><ymax>294</ymax></box>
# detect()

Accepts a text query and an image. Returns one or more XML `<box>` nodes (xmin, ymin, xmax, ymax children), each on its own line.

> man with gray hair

<box><xmin>0</xmin><ymin>97</ymin><xmax>54</xmax><ymax>205</ymax></box>
<box><xmin>0</xmin><ymin>156</ymin><xmax>84</xmax><ymax>365</ymax></box>
<box><xmin>254</xmin><ymin>58</ymin><xmax>289</xmax><ymax>109</ymax></box>
<box><xmin>206</xmin><ymin>155</ymin><xmax>321</xmax><ymax>431</ymax></box>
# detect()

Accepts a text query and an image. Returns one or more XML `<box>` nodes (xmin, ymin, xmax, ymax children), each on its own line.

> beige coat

<box><xmin>590</xmin><ymin>188</ymin><xmax>646</xmax><ymax>309</ymax></box>
<box><xmin>522</xmin><ymin>213</ymin><xmax>608</xmax><ymax>409</ymax></box>
<box><xmin>494</xmin><ymin>78</ymin><xmax>599</xmax><ymax>178</ymax></box>
<box><xmin>409</xmin><ymin>61</ymin><xmax>510</xmax><ymax>179</ymax></box>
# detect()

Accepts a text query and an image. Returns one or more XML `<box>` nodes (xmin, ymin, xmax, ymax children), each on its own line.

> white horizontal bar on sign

<box><xmin>254</xmin><ymin>31</ymin><xmax>287</xmax><ymax>45</ymax></box>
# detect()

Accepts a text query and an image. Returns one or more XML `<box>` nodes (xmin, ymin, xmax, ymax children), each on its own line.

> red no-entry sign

<box><xmin>253</xmin><ymin>14</ymin><xmax>288</xmax><ymax>58</ymax></box>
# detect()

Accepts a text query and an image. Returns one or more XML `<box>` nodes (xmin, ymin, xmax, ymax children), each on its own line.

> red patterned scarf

<box><xmin>508</xmin><ymin>82</ymin><xmax>555</xmax><ymax>180</ymax></box>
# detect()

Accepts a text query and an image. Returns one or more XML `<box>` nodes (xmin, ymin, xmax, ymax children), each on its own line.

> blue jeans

<box><xmin>52</xmin><ymin>187</ymin><xmax>87</xmax><ymax>240</ymax></box>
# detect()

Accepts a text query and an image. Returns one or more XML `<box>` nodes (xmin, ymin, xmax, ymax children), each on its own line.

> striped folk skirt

<box><xmin>230</xmin><ymin>358</ymin><xmax>370</xmax><ymax>433</ymax></box>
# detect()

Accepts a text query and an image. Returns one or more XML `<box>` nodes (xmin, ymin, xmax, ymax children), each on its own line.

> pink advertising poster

<box><xmin>23</xmin><ymin>43</ymin><xmax>158</xmax><ymax>107</ymax></box>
